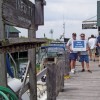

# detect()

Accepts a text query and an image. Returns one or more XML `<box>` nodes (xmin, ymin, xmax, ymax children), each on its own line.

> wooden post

<box><xmin>47</xmin><ymin>63</ymin><xmax>57</xmax><ymax>100</ymax></box>
<box><xmin>56</xmin><ymin>60</ymin><xmax>64</xmax><ymax>94</ymax></box>
<box><xmin>0</xmin><ymin>0</ymin><xmax>7</xmax><ymax>86</ymax></box>
<box><xmin>65</xmin><ymin>51</ymin><xmax>70</xmax><ymax>75</ymax></box>
<box><xmin>58</xmin><ymin>60</ymin><xmax>64</xmax><ymax>92</ymax></box>
<box><xmin>28</xmin><ymin>25</ymin><xmax>37</xmax><ymax>100</ymax></box>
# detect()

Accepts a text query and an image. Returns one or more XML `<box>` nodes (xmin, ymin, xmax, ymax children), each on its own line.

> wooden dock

<box><xmin>57</xmin><ymin>57</ymin><xmax>100</xmax><ymax>100</ymax></box>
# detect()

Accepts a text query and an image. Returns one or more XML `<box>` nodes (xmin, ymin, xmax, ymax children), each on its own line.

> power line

<box><xmin>84</xmin><ymin>15</ymin><xmax>97</xmax><ymax>21</ymax></box>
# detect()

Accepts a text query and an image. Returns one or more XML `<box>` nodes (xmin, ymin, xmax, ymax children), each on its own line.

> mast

<box><xmin>63</xmin><ymin>22</ymin><xmax>65</xmax><ymax>38</ymax></box>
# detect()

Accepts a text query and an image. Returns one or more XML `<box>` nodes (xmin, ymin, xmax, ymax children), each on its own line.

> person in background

<box><xmin>66</xmin><ymin>33</ymin><xmax>78</xmax><ymax>74</ymax></box>
<box><xmin>97</xmin><ymin>34</ymin><xmax>100</xmax><ymax>67</ymax></box>
<box><xmin>79</xmin><ymin>33</ymin><xmax>92</xmax><ymax>73</ymax></box>
<box><xmin>88</xmin><ymin>35</ymin><xmax>97</xmax><ymax>61</ymax></box>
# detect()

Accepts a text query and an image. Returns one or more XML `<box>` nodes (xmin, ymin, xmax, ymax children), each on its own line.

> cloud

<box><xmin>45</xmin><ymin>0</ymin><xmax>97</xmax><ymax>21</ymax></box>
<box><xmin>37</xmin><ymin>0</ymin><xmax>98</xmax><ymax>39</ymax></box>
<box><xmin>17</xmin><ymin>0</ymin><xmax>98</xmax><ymax>40</ymax></box>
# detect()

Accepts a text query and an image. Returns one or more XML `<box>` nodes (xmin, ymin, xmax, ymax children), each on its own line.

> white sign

<box><xmin>82</xmin><ymin>23</ymin><xmax>97</xmax><ymax>29</ymax></box>
<box><xmin>72</xmin><ymin>40</ymin><xmax>86</xmax><ymax>51</ymax></box>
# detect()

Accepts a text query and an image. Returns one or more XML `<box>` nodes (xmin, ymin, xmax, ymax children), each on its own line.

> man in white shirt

<box><xmin>66</xmin><ymin>33</ymin><xmax>78</xmax><ymax>74</ymax></box>
<box><xmin>88</xmin><ymin>35</ymin><xmax>97</xmax><ymax>61</ymax></box>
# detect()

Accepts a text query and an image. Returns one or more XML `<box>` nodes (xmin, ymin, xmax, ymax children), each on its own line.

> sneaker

<box><xmin>70</xmin><ymin>69</ymin><xmax>75</xmax><ymax>74</ymax></box>
<box><xmin>87</xmin><ymin>70</ymin><xmax>92</xmax><ymax>73</ymax></box>
<box><xmin>81</xmin><ymin>69</ymin><xmax>85</xmax><ymax>72</ymax></box>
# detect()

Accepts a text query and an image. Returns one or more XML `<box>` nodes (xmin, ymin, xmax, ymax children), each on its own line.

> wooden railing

<box><xmin>47</xmin><ymin>59</ymin><xmax>64</xmax><ymax>100</ymax></box>
<box><xmin>17</xmin><ymin>51</ymin><xmax>70</xmax><ymax>100</ymax></box>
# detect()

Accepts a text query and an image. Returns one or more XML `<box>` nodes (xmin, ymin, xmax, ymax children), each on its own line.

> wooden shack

<box><xmin>5</xmin><ymin>25</ymin><xmax>21</xmax><ymax>38</ymax></box>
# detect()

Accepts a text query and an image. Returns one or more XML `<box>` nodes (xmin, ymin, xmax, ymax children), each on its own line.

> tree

<box><xmin>49</xmin><ymin>29</ymin><xmax>53</xmax><ymax>40</ymax></box>
<box><xmin>44</xmin><ymin>33</ymin><xmax>46</xmax><ymax>38</ymax></box>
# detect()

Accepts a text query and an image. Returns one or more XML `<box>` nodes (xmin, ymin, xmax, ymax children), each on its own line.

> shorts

<box><xmin>69</xmin><ymin>53</ymin><xmax>78</xmax><ymax>61</ymax></box>
<box><xmin>79</xmin><ymin>55</ymin><xmax>89</xmax><ymax>63</ymax></box>
<box><xmin>90</xmin><ymin>48</ymin><xmax>96</xmax><ymax>54</ymax></box>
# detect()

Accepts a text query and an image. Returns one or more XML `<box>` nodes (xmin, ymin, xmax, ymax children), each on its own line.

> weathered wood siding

<box><xmin>8</xmin><ymin>32</ymin><xmax>19</xmax><ymax>38</ymax></box>
<box><xmin>2</xmin><ymin>0</ymin><xmax>35</xmax><ymax>28</ymax></box>
<box><xmin>47</xmin><ymin>59</ymin><xmax>64</xmax><ymax>100</ymax></box>
<box><xmin>35</xmin><ymin>0</ymin><xmax>44</xmax><ymax>25</ymax></box>
<box><xmin>28</xmin><ymin>26</ymin><xmax>37</xmax><ymax>100</ymax></box>
<box><xmin>0</xmin><ymin>0</ymin><xmax>7</xmax><ymax>86</ymax></box>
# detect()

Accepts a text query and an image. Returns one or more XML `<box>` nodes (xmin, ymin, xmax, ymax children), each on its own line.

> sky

<box><xmin>17</xmin><ymin>0</ymin><xmax>98</xmax><ymax>40</ymax></box>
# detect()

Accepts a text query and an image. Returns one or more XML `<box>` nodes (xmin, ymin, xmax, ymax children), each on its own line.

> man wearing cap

<box><xmin>66</xmin><ymin>33</ymin><xmax>78</xmax><ymax>74</ymax></box>
<box><xmin>79</xmin><ymin>33</ymin><xmax>92</xmax><ymax>73</ymax></box>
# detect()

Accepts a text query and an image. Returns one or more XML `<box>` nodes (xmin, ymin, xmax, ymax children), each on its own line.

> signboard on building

<box><xmin>82</xmin><ymin>23</ymin><xmax>97</xmax><ymax>29</ymax></box>
<box><xmin>2</xmin><ymin>0</ymin><xmax>35</xmax><ymax>28</ymax></box>
<box><xmin>97</xmin><ymin>1</ymin><xmax>100</xmax><ymax>26</ymax></box>
<box><xmin>72</xmin><ymin>40</ymin><xmax>86</xmax><ymax>51</ymax></box>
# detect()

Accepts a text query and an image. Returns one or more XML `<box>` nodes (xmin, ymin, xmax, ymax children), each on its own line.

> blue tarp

<box><xmin>6</xmin><ymin>54</ymin><xmax>14</xmax><ymax>78</ymax></box>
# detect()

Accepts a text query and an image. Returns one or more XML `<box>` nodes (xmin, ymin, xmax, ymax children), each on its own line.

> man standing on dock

<box><xmin>66</xmin><ymin>33</ymin><xmax>78</xmax><ymax>74</ymax></box>
<box><xmin>79</xmin><ymin>33</ymin><xmax>92</xmax><ymax>73</ymax></box>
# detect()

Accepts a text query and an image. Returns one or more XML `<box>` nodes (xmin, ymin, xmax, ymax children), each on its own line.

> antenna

<box><xmin>63</xmin><ymin>15</ymin><xmax>65</xmax><ymax>38</ymax></box>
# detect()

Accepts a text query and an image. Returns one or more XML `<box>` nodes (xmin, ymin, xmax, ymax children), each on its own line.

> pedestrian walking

<box><xmin>88</xmin><ymin>35</ymin><xmax>97</xmax><ymax>61</ymax></box>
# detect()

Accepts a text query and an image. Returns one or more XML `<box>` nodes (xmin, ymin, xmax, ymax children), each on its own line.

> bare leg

<box><xmin>81</xmin><ymin>62</ymin><xmax>84</xmax><ymax>69</ymax></box>
<box><xmin>73</xmin><ymin>60</ymin><xmax>76</xmax><ymax>69</ymax></box>
<box><xmin>70</xmin><ymin>60</ymin><xmax>74</xmax><ymax>70</ymax></box>
<box><xmin>86</xmin><ymin>63</ymin><xmax>89</xmax><ymax>70</ymax></box>
<box><xmin>89</xmin><ymin>50</ymin><xmax>92</xmax><ymax>60</ymax></box>
<box><xmin>93</xmin><ymin>53</ymin><xmax>96</xmax><ymax>61</ymax></box>
<box><xmin>70</xmin><ymin>60</ymin><xmax>76</xmax><ymax>73</ymax></box>
<box><xmin>86</xmin><ymin>62</ymin><xmax>92</xmax><ymax>73</ymax></box>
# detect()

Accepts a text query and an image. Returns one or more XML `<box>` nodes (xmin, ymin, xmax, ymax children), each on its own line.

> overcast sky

<box><xmin>18</xmin><ymin>0</ymin><xmax>98</xmax><ymax>40</ymax></box>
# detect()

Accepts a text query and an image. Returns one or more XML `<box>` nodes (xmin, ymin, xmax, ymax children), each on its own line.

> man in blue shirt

<box><xmin>97</xmin><ymin>35</ymin><xmax>100</xmax><ymax>67</ymax></box>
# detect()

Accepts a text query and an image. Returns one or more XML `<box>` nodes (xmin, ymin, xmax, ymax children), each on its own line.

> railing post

<box><xmin>47</xmin><ymin>63</ymin><xmax>57</xmax><ymax>100</ymax></box>
<box><xmin>64</xmin><ymin>51</ymin><xmax>70</xmax><ymax>75</ymax></box>
<box><xmin>58</xmin><ymin>60</ymin><xmax>64</xmax><ymax>92</ymax></box>
<box><xmin>0</xmin><ymin>0</ymin><xmax>7</xmax><ymax>86</ymax></box>
<box><xmin>28</xmin><ymin>25</ymin><xmax>37</xmax><ymax>100</ymax></box>
<box><xmin>47</xmin><ymin>57</ymin><xmax>65</xmax><ymax>100</ymax></box>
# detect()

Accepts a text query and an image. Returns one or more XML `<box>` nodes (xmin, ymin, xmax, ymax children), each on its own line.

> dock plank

<box><xmin>57</xmin><ymin>58</ymin><xmax>100</xmax><ymax>100</ymax></box>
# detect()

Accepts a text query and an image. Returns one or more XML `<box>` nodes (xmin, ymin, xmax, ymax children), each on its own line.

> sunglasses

<box><xmin>81</xmin><ymin>36</ymin><xmax>84</xmax><ymax>37</ymax></box>
<box><xmin>73</xmin><ymin>35</ymin><xmax>76</xmax><ymax>37</ymax></box>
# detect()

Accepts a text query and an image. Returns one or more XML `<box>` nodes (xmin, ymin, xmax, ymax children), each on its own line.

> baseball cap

<box><xmin>72</xmin><ymin>33</ymin><xmax>76</xmax><ymax>36</ymax></box>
